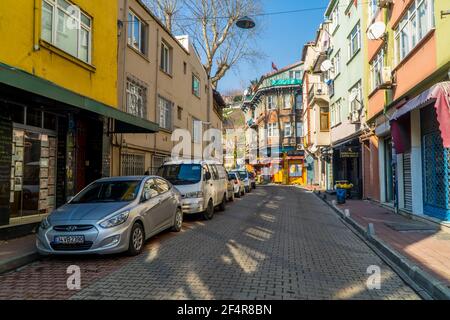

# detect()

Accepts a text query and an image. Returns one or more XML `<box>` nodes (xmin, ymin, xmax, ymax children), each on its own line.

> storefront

<box><xmin>0</xmin><ymin>66</ymin><xmax>159</xmax><ymax>228</ymax></box>
<box><xmin>332</xmin><ymin>139</ymin><xmax>362</xmax><ymax>199</ymax></box>
<box><xmin>391</xmin><ymin>81</ymin><xmax>450</xmax><ymax>221</ymax></box>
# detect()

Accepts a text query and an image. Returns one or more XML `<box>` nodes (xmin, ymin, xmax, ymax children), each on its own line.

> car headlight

<box><xmin>184</xmin><ymin>191</ymin><xmax>203</xmax><ymax>199</ymax></box>
<box><xmin>100</xmin><ymin>211</ymin><xmax>129</xmax><ymax>229</ymax></box>
<box><xmin>40</xmin><ymin>217</ymin><xmax>51</xmax><ymax>230</ymax></box>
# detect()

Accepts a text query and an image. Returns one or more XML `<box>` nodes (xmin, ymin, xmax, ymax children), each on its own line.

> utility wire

<box><xmin>122</xmin><ymin>1</ymin><xmax>373</xmax><ymax>23</ymax></box>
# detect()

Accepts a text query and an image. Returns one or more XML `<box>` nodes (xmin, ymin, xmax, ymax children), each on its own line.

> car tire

<box><xmin>235</xmin><ymin>191</ymin><xmax>241</xmax><ymax>198</ymax></box>
<box><xmin>218</xmin><ymin>194</ymin><xmax>226</xmax><ymax>211</ymax></box>
<box><xmin>229</xmin><ymin>192</ymin><xmax>235</xmax><ymax>202</ymax></box>
<box><xmin>171</xmin><ymin>208</ymin><xmax>183</xmax><ymax>232</ymax></box>
<box><xmin>203</xmin><ymin>199</ymin><xmax>214</xmax><ymax>220</ymax></box>
<box><xmin>127</xmin><ymin>222</ymin><xmax>145</xmax><ymax>256</ymax></box>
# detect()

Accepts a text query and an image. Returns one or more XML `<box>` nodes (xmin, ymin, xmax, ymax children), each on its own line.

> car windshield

<box><xmin>228</xmin><ymin>173</ymin><xmax>237</xmax><ymax>180</ymax></box>
<box><xmin>234</xmin><ymin>171</ymin><xmax>247</xmax><ymax>180</ymax></box>
<box><xmin>157</xmin><ymin>164</ymin><xmax>202</xmax><ymax>185</ymax></box>
<box><xmin>70</xmin><ymin>180</ymin><xmax>140</xmax><ymax>203</ymax></box>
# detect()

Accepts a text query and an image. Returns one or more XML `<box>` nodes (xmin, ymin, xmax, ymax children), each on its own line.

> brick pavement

<box><xmin>326</xmin><ymin>196</ymin><xmax>450</xmax><ymax>288</ymax></box>
<box><xmin>0</xmin><ymin>186</ymin><xmax>420</xmax><ymax>300</ymax></box>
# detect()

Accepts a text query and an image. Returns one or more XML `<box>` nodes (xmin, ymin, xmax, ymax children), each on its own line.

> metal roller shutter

<box><xmin>403</xmin><ymin>152</ymin><xmax>413</xmax><ymax>212</ymax></box>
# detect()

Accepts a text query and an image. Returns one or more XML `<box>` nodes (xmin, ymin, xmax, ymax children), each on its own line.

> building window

<box><xmin>177</xmin><ymin>106</ymin><xmax>183</xmax><ymax>120</ymax></box>
<box><xmin>192</xmin><ymin>74</ymin><xmax>200</xmax><ymax>97</ymax></box>
<box><xmin>331</xmin><ymin>99</ymin><xmax>342</xmax><ymax>127</ymax></box>
<box><xmin>370</xmin><ymin>49</ymin><xmax>384</xmax><ymax>91</ymax></box>
<box><xmin>348</xmin><ymin>23</ymin><xmax>361</xmax><ymax>60</ymax></box>
<box><xmin>121</xmin><ymin>153</ymin><xmax>145</xmax><ymax>176</ymax></box>
<box><xmin>296</xmin><ymin>122</ymin><xmax>303</xmax><ymax>138</ymax></box>
<box><xmin>289</xmin><ymin>70</ymin><xmax>302</xmax><ymax>79</ymax></box>
<box><xmin>284</xmin><ymin>94</ymin><xmax>292</xmax><ymax>109</ymax></box>
<box><xmin>332</xmin><ymin>50</ymin><xmax>340</xmax><ymax>78</ymax></box>
<box><xmin>160</xmin><ymin>41</ymin><xmax>172</xmax><ymax>74</ymax></box>
<box><xmin>295</xmin><ymin>94</ymin><xmax>303</xmax><ymax>110</ymax></box>
<box><xmin>41</xmin><ymin>0</ymin><xmax>92</xmax><ymax>63</ymax></box>
<box><xmin>320</xmin><ymin>107</ymin><xmax>330</xmax><ymax>131</ymax></box>
<box><xmin>268</xmin><ymin>123</ymin><xmax>278</xmax><ymax>137</ymax></box>
<box><xmin>158</xmin><ymin>96</ymin><xmax>173</xmax><ymax>130</ymax></box>
<box><xmin>330</xmin><ymin>4</ymin><xmax>340</xmax><ymax>33</ymax></box>
<box><xmin>368</xmin><ymin>0</ymin><xmax>378</xmax><ymax>22</ymax></box>
<box><xmin>349</xmin><ymin>81</ymin><xmax>362</xmax><ymax>116</ymax></box>
<box><xmin>267</xmin><ymin>96</ymin><xmax>275</xmax><ymax>110</ymax></box>
<box><xmin>128</xmin><ymin>10</ymin><xmax>147</xmax><ymax>54</ymax></box>
<box><xmin>193</xmin><ymin>119</ymin><xmax>202</xmax><ymax>143</ymax></box>
<box><xmin>126</xmin><ymin>80</ymin><xmax>146</xmax><ymax>118</ymax></box>
<box><xmin>284</xmin><ymin>123</ymin><xmax>292</xmax><ymax>137</ymax></box>
<box><xmin>394</xmin><ymin>0</ymin><xmax>434</xmax><ymax>65</ymax></box>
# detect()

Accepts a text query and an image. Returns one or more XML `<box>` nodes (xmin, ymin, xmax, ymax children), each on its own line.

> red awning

<box><xmin>391</xmin><ymin>81</ymin><xmax>450</xmax><ymax>149</ymax></box>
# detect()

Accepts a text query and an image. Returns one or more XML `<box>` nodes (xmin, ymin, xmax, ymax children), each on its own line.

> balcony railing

<box><xmin>308</xmin><ymin>83</ymin><xmax>329</xmax><ymax>102</ymax></box>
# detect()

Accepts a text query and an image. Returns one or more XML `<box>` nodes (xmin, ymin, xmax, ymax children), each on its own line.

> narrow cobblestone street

<box><xmin>0</xmin><ymin>186</ymin><xmax>420</xmax><ymax>300</ymax></box>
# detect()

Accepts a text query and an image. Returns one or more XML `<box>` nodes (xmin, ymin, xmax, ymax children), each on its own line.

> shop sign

<box><xmin>340</xmin><ymin>147</ymin><xmax>359</xmax><ymax>158</ymax></box>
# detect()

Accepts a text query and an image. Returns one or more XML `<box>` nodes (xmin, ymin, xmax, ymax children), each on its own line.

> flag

<box><xmin>271</xmin><ymin>62</ymin><xmax>278</xmax><ymax>72</ymax></box>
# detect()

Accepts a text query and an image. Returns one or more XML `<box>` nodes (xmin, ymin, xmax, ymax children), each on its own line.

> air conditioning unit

<box><xmin>380</xmin><ymin>66</ymin><xmax>393</xmax><ymax>88</ymax></box>
<box><xmin>349</xmin><ymin>110</ymin><xmax>360</xmax><ymax>124</ymax></box>
<box><xmin>377</xmin><ymin>0</ymin><xmax>393</xmax><ymax>8</ymax></box>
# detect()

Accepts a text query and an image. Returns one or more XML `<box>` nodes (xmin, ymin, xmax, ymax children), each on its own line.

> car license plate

<box><xmin>54</xmin><ymin>235</ymin><xmax>85</xmax><ymax>244</ymax></box>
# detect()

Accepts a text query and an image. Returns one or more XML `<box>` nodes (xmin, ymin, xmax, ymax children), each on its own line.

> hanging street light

<box><xmin>236</xmin><ymin>16</ymin><xmax>256</xmax><ymax>29</ymax></box>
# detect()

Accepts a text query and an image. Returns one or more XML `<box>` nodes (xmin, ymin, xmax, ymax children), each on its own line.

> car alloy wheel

<box><xmin>172</xmin><ymin>209</ymin><xmax>183</xmax><ymax>232</ymax></box>
<box><xmin>128</xmin><ymin>223</ymin><xmax>144</xmax><ymax>256</ymax></box>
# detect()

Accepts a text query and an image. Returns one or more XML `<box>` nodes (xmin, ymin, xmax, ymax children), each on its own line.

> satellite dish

<box><xmin>367</xmin><ymin>22</ymin><xmax>386</xmax><ymax>40</ymax></box>
<box><xmin>320</xmin><ymin>59</ymin><xmax>333</xmax><ymax>72</ymax></box>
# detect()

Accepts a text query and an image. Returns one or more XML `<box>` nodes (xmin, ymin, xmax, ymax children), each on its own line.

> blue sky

<box><xmin>217</xmin><ymin>0</ymin><xmax>330</xmax><ymax>93</ymax></box>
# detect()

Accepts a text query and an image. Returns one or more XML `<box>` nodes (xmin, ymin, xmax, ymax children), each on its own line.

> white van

<box><xmin>156</xmin><ymin>160</ymin><xmax>228</xmax><ymax>220</ymax></box>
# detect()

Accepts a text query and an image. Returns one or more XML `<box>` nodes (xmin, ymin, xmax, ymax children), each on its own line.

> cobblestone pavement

<box><xmin>0</xmin><ymin>186</ymin><xmax>420</xmax><ymax>300</ymax></box>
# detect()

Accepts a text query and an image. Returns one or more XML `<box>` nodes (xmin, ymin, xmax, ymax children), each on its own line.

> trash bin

<box><xmin>336</xmin><ymin>188</ymin><xmax>347</xmax><ymax>204</ymax></box>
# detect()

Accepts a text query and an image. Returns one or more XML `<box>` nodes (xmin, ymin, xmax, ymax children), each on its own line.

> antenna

<box><xmin>367</xmin><ymin>22</ymin><xmax>386</xmax><ymax>40</ymax></box>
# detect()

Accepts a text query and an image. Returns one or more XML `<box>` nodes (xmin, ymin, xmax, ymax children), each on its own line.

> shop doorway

<box><xmin>10</xmin><ymin>127</ymin><xmax>57</xmax><ymax>219</ymax></box>
<box><xmin>384</xmin><ymin>137</ymin><xmax>395</xmax><ymax>203</ymax></box>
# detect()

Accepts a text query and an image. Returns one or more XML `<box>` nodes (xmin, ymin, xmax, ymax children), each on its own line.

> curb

<box><xmin>0</xmin><ymin>251</ymin><xmax>39</xmax><ymax>275</ymax></box>
<box><xmin>312</xmin><ymin>191</ymin><xmax>450</xmax><ymax>300</ymax></box>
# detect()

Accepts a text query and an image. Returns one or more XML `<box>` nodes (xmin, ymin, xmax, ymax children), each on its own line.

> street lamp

<box><xmin>236</xmin><ymin>16</ymin><xmax>256</xmax><ymax>29</ymax></box>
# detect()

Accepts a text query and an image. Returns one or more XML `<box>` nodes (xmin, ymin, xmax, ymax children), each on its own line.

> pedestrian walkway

<box><xmin>0</xmin><ymin>235</ymin><xmax>37</xmax><ymax>274</ymax></box>
<box><xmin>317</xmin><ymin>191</ymin><xmax>450</xmax><ymax>289</ymax></box>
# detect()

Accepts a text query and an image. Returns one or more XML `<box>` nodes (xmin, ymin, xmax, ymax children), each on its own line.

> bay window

<box><xmin>41</xmin><ymin>0</ymin><xmax>92</xmax><ymax>63</ymax></box>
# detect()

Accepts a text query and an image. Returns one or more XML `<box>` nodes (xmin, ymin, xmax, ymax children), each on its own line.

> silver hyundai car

<box><xmin>36</xmin><ymin>176</ymin><xmax>183</xmax><ymax>256</ymax></box>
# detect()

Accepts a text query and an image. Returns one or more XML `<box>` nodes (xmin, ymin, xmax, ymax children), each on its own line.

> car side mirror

<box><xmin>142</xmin><ymin>190</ymin><xmax>158</xmax><ymax>202</ymax></box>
<box><xmin>204</xmin><ymin>172</ymin><xmax>211</xmax><ymax>181</ymax></box>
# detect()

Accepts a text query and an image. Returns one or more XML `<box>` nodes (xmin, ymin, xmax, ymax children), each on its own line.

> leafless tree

<box><xmin>145</xmin><ymin>0</ymin><xmax>264</xmax><ymax>89</ymax></box>
<box><xmin>143</xmin><ymin>0</ymin><xmax>181</xmax><ymax>33</ymax></box>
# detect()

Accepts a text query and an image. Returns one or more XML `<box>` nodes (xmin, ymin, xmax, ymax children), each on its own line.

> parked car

<box><xmin>231</xmin><ymin>169</ymin><xmax>251</xmax><ymax>193</ymax></box>
<box><xmin>157</xmin><ymin>160</ymin><xmax>228</xmax><ymax>220</ymax></box>
<box><xmin>248</xmin><ymin>172</ymin><xmax>256</xmax><ymax>189</ymax></box>
<box><xmin>36</xmin><ymin>176</ymin><xmax>183</xmax><ymax>256</ymax></box>
<box><xmin>225</xmin><ymin>173</ymin><xmax>235</xmax><ymax>202</ymax></box>
<box><xmin>228</xmin><ymin>172</ymin><xmax>245</xmax><ymax>197</ymax></box>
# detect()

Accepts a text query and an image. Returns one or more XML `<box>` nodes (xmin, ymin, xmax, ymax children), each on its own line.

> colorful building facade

<box><xmin>364</xmin><ymin>0</ymin><xmax>450</xmax><ymax>221</ymax></box>
<box><xmin>0</xmin><ymin>0</ymin><xmax>158</xmax><ymax>227</ymax></box>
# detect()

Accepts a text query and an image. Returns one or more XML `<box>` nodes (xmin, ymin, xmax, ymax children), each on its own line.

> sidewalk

<box><xmin>312</xmin><ymin>189</ymin><xmax>450</xmax><ymax>298</ymax></box>
<box><xmin>0</xmin><ymin>235</ymin><xmax>38</xmax><ymax>274</ymax></box>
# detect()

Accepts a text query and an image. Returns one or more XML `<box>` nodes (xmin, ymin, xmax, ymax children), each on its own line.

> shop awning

<box><xmin>0</xmin><ymin>63</ymin><xmax>159</xmax><ymax>133</ymax></box>
<box><xmin>391</xmin><ymin>81</ymin><xmax>450</xmax><ymax>148</ymax></box>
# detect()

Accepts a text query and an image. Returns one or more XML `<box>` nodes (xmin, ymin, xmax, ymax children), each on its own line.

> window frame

<box><xmin>160</xmin><ymin>40</ymin><xmax>172</xmax><ymax>75</ymax></box>
<box><xmin>370</xmin><ymin>49</ymin><xmax>384</xmax><ymax>91</ymax></box>
<box><xmin>192</xmin><ymin>74</ymin><xmax>200</xmax><ymax>97</ymax></box>
<box><xmin>394</xmin><ymin>0</ymin><xmax>434</xmax><ymax>65</ymax></box>
<box><xmin>158</xmin><ymin>96</ymin><xmax>173</xmax><ymax>131</ymax></box>
<box><xmin>268</xmin><ymin>123</ymin><xmax>278</xmax><ymax>138</ymax></box>
<box><xmin>348</xmin><ymin>23</ymin><xmax>361</xmax><ymax>60</ymax></box>
<box><xmin>320</xmin><ymin>107</ymin><xmax>330</xmax><ymax>132</ymax></box>
<box><xmin>284</xmin><ymin>123</ymin><xmax>292</xmax><ymax>137</ymax></box>
<box><xmin>41</xmin><ymin>0</ymin><xmax>92</xmax><ymax>64</ymax></box>
<box><xmin>126</xmin><ymin>79</ymin><xmax>147</xmax><ymax>119</ymax></box>
<box><xmin>127</xmin><ymin>10</ymin><xmax>146</xmax><ymax>54</ymax></box>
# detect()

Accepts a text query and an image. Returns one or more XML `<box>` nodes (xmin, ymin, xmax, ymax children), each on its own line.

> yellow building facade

<box><xmin>0</xmin><ymin>0</ymin><xmax>158</xmax><ymax>228</ymax></box>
